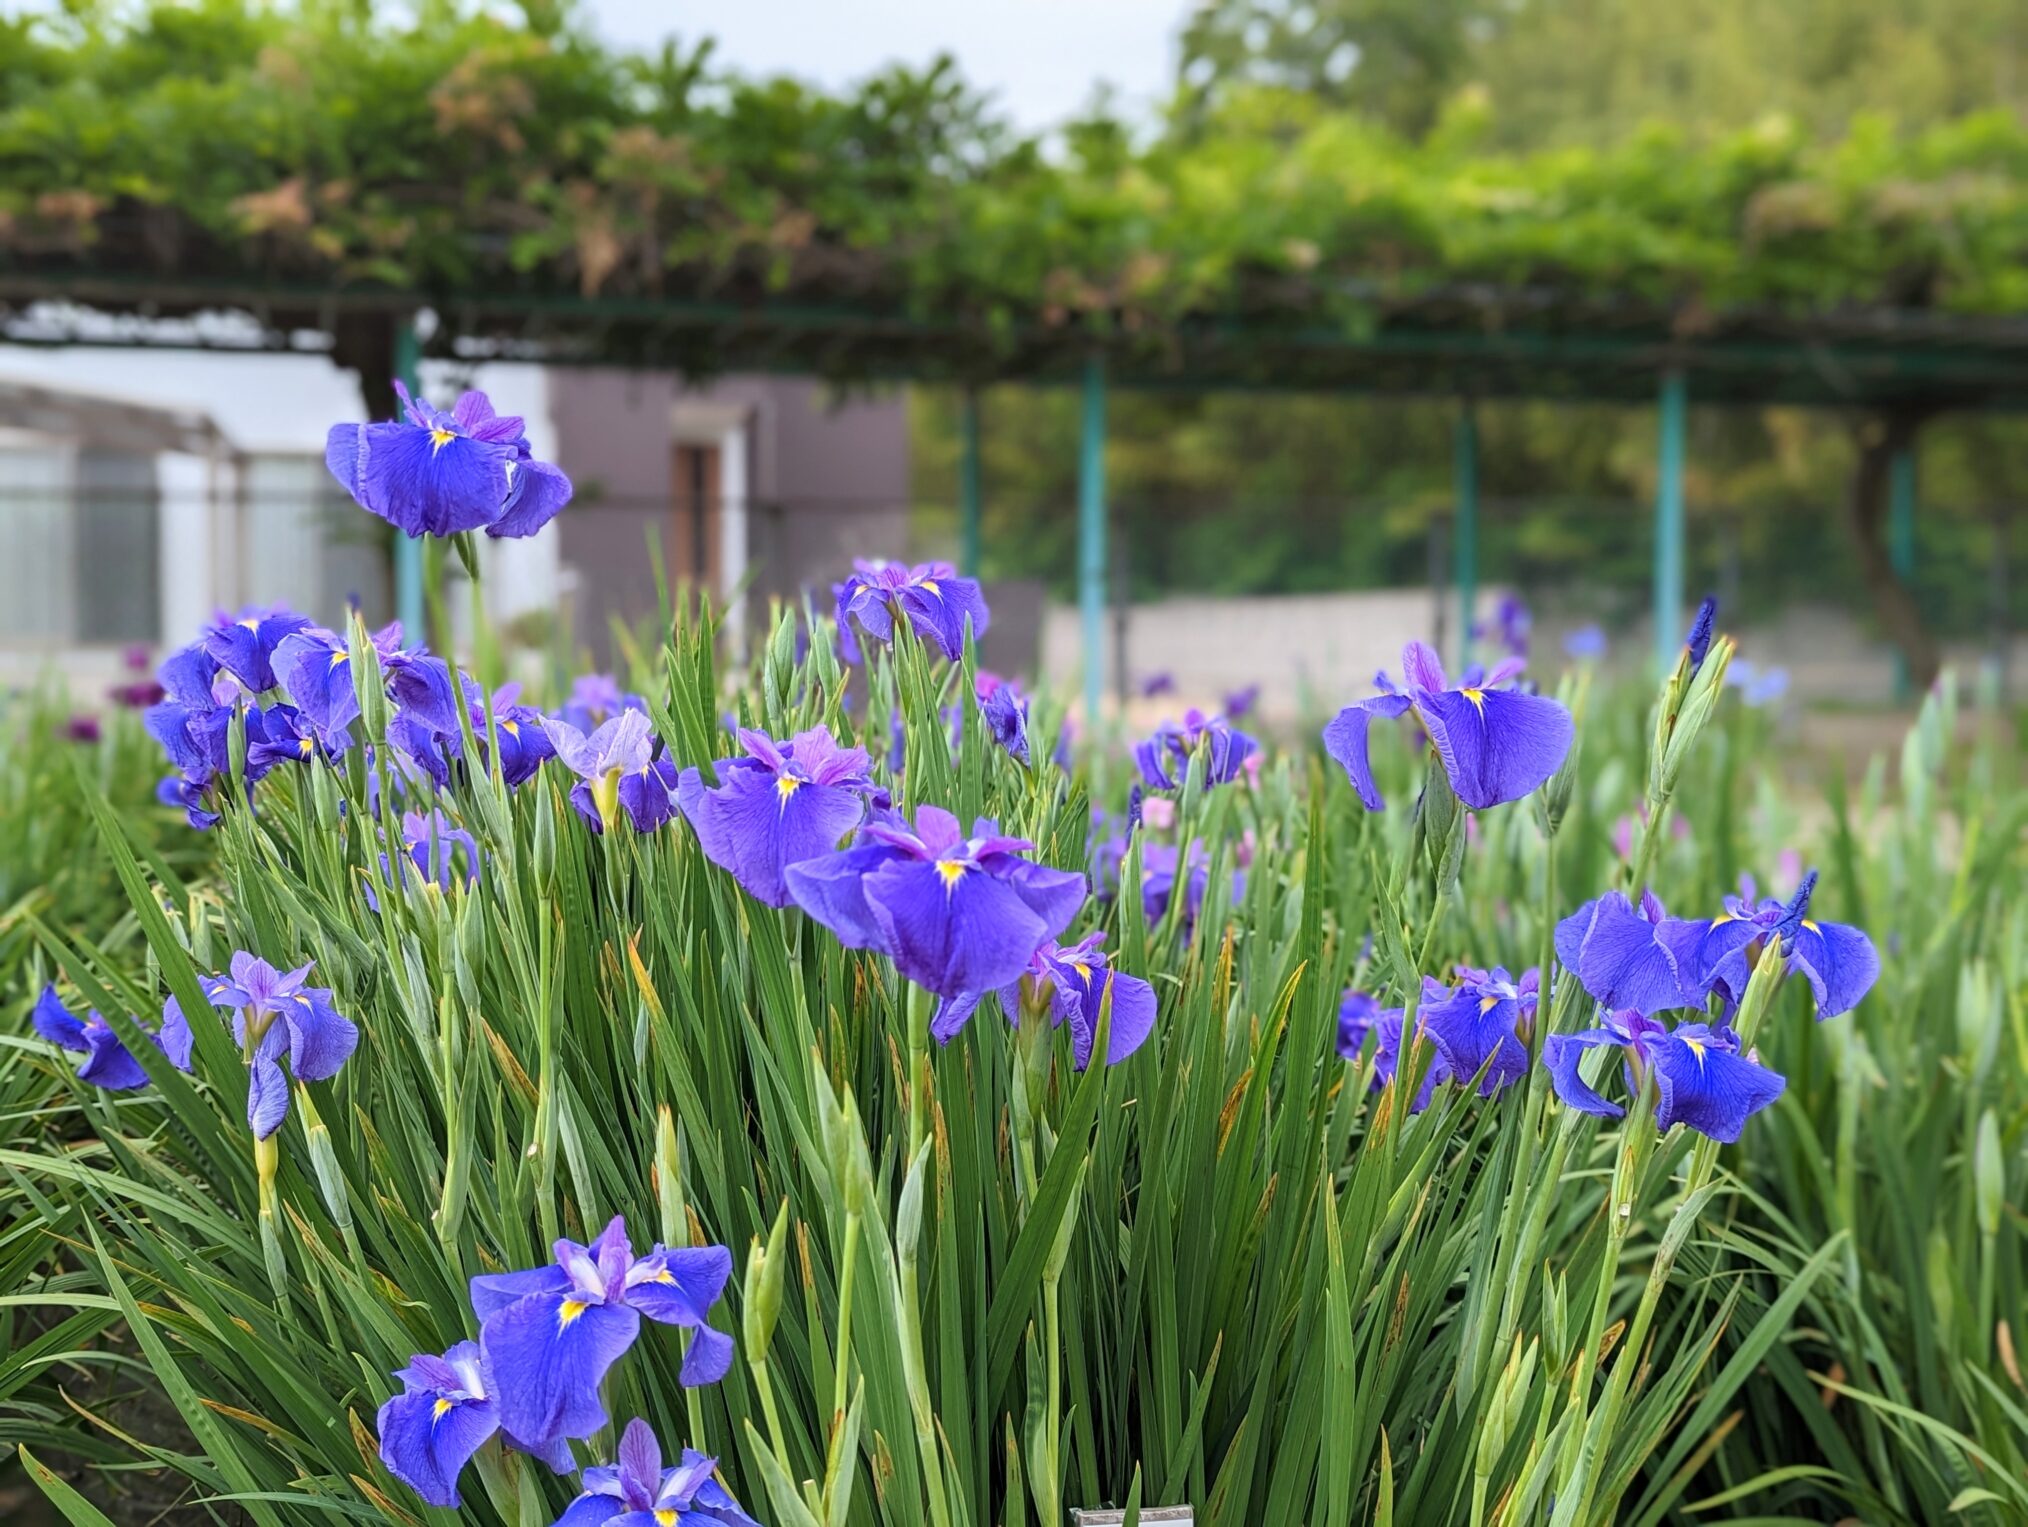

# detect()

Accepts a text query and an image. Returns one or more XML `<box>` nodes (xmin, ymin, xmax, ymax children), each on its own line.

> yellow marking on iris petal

<box><xmin>558</xmin><ymin>1298</ymin><xmax>589</xmax><ymax>1329</ymax></box>
<box><xmin>1711</xmin><ymin>911</ymin><xmax>1735</xmax><ymax>925</ymax></box>
<box><xmin>428</xmin><ymin>426</ymin><xmax>457</xmax><ymax>453</ymax></box>
<box><xmin>919</xmin><ymin>579</ymin><xmax>940</xmax><ymax>595</ymax></box>
<box><xmin>776</xmin><ymin>775</ymin><xmax>802</xmax><ymax>804</ymax></box>
<box><xmin>502</xmin><ymin>719</ymin><xmax>519</xmax><ymax>737</ymax></box>
<box><xmin>432</xmin><ymin>1397</ymin><xmax>455</xmax><ymax>1421</ymax></box>
<box><xmin>1460</xmin><ymin>687</ymin><xmax>1487</xmax><ymax>712</ymax></box>
<box><xmin>1070</xmin><ymin>960</ymin><xmax>1092</xmax><ymax>983</ymax></box>
<box><xmin>298</xmin><ymin>736</ymin><xmax>314</xmax><ymax>757</ymax></box>
<box><xmin>329</xmin><ymin>649</ymin><xmax>349</xmax><ymax>668</ymax></box>
<box><xmin>935</xmin><ymin>859</ymin><xmax>967</xmax><ymax>890</ymax></box>
<box><xmin>1682</xmin><ymin>1035</ymin><xmax>1707</xmax><ymax>1066</ymax></box>
<box><xmin>1802</xmin><ymin>918</ymin><xmax>1820</xmax><ymax>932</ymax></box>
<box><xmin>1479</xmin><ymin>995</ymin><xmax>1499</xmax><ymax>1014</ymax></box>
<box><xmin>239</xmin><ymin>617</ymin><xmax>261</xmax><ymax>632</ymax></box>
<box><xmin>657</xmin><ymin>1512</ymin><xmax>680</xmax><ymax>1527</ymax></box>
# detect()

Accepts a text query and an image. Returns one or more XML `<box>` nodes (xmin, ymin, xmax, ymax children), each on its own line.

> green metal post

<box><xmin>1889</xmin><ymin>445</ymin><xmax>1917</xmax><ymax>701</ymax></box>
<box><xmin>959</xmin><ymin>389</ymin><xmax>983</xmax><ymax>577</ymax></box>
<box><xmin>1454</xmin><ymin>404</ymin><xmax>1479</xmax><ymax>670</ymax></box>
<box><xmin>392</xmin><ymin>321</ymin><xmax>426</xmax><ymax>640</ymax></box>
<box><xmin>1078</xmin><ymin>357</ymin><xmax>1108</xmax><ymax>726</ymax></box>
<box><xmin>1653</xmin><ymin>369</ymin><xmax>1687</xmax><ymax>673</ymax></box>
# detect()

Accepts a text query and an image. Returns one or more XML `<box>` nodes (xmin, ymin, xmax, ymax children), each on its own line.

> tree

<box><xmin>1176</xmin><ymin>0</ymin><xmax>1499</xmax><ymax>137</ymax></box>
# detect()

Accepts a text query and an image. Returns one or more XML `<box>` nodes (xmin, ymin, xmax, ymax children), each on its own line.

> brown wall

<box><xmin>549</xmin><ymin>371</ymin><xmax>911</xmax><ymax>654</ymax></box>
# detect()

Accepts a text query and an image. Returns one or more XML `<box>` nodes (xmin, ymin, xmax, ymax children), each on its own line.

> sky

<box><xmin>583</xmin><ymin>0</ymin><xmax>1186</xmax><ymax>132</ymax></box>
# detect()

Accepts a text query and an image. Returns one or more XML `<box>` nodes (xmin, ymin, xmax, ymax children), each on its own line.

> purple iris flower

<box><xmin>63</xmin><ymin>714</ymin><xmax>102</xmax><ymax>744</ymax></box>
<box><xmin>189</xmin><ymin>954</ymin><xmax>359</xmax><ymax>1138</ymax></box>
<box><xmin>398</xmin><ymin>809</ymin><xmax>481</xmax><ymax>890</ymax></box>
<box><xmin>33</xmin><ymin>986</ymin><xmax>193</xmax><ymax>1090</ymax></box>
<box><xmin>545</xmin><ymin>710</ymin><xmax>679</xmax><ymax>834</ymax></box>
<box><xmin>1544</xmin><ymin>1010</ymin><xmax>1786</xmax><ymax>1142</ymax></box>
<box><xmin>1562</xmin><ymin>624</ymin><xmax>1607</xmax><ymax>661</ymax></box>
<box><xmin>1337</xmin><ymin>987</ymin><xmax>1445</xmax><ymax>1111</ymax></box>
<box><xmin>975</xmin><ymin>671</ymin><xmax>1032</xmax><ymax>766</ymax></box>
<box><xmin>1337</xmin><ymin>989</ymin><xmax>1386</xmax><ymax>1060</ymax></box>
<box><xmin>145</xmin><ymin>643</ymin><xmax>234</xmax><ymax>779</ymax></box>
<box><xmin>1134</xmin><ymin>709</ymin><xmax>1257</xmax><ymax>792</ymax></box>
<box><xmin>929</xmin><ymin>932</ymin><xmax>1157</xmax><ymax>1065</ymax></box>
<box><xmin>556</xmin><ymin>673</ymin><xmax>645</xmax><ymax>735</ymax></box>
<box><xmin>108</xmin><ymin>637</ymin><xmax>163</xmax><ymax>708</ymax></box>
<box><xmin>1686</xmin><ymin>595</ymin><xmax>1718</xmax><ymax>672</ymax></box>
<box><xmin>326</xmin><ymin>384</ymin><xmax>573</xmax><ymax>539</ymax></box>
<box><xmin>385</xmin><ymin>650</ymin><xmax>477</xmax><ymax>737</ymax></box>
<box><xmin>1728</xmin><ymin>659</ymin><xmax>1789</xmax><ymax>708</ymax></box>
<box><xmin>470</xmin><ymin>1217</ymin><xmax>733</xmax><ymax>1450</ymax></box>
<box><xmin>572</xmin><ymin>762</ymin><xmax>681</xmax><ymax>835</ymax></box>
<box><xmin>676</xmin><ymin>726</ymin><xmax>873</xmax><ymax>907</ymax></box>
<box><xmin>156</xmin><ymin>773</ymin><xmax>221</xmax><ymax>830</ymax></box>
<box><xmin>1418</xmin><ymin>965</ymin><xmax>1540</xmax><ymax>1099</ymax></box>
<box><xmin>391</xmin><ymin>714</ymin><xmax>463</xmax><ymax>790</ymax></box>
<box><xmin>110</xmin><ymin>677</ymin><xmax>166</xmax><ymax>709</ymax></box>
<box><xmin>1140</xmin><ymin>840</ymin><xmax>1242</xmax><ymax>931</ymax></box>
<box><xmin>1323</xmin><ymin>641</ymin><xmax>1573</xmax><ymax>812</ymax></box>
<box><xmin>376</xmin><ymin>1341</ymin><xmax>571</xmax><ymax>1509</ymax></box>
<box><xmin>1137</xmin><ymin>672</ymin><xmax>1176</xmax><ymax>698</ymax></box>
<box><xmin>785</xmin><ymin>804</ymin><xmax>1086</xmax><ymax>1000</ymax></box>
<box><xmin>1554</xmin><ymin>890</ymin><xmax>1709</xmax><ymax>1017</ymax></box>
<box><xmin>1691</xmin><ymin>872</ymin><xmax>1878</xmax><ymax>1020</ymax></box>
<box><xmin>273</xmin><ymin>622</ymin><xmax>402</xmax><ymax>748</ymax></box>
<box><xmin>1223</xmin><ymin>684</ymin><xmax>1261</xmax><ymax>720</ymax></box>
<box><xmin>833</xmin><ymin>559</ymin><xmax>990</xmax><ymax>663</ymax></box>
<box><xmin>245</xmin><ymin>703</ymin><xmax>337</xmax><ymax>779</ymax></box>
<box><xmin>554</xmin><ymin>1418</ymin><xmax>760</xmax><ymax>1527</ymax></box>
<box><xmin>473</xmin><ymin>683</ymin><xmax>555</xmax><ymax>787</ymax></box>
<box><xmin>1473</xmin><ymin>594</ymin><xmax>1532</xmax><ymax>658</ymax></box>
<box><xmin>202</xmin><ymin>606</ymin><xmax>313</xmax><ymax>694</ymax></box>
<box><xmin>1093</xmin><ymin>836</ymin><xmax>1241</xmax><ymax>933</ymax></box>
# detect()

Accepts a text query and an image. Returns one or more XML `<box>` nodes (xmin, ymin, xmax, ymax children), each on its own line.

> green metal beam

<box><xmin>392</xmin><ymin>321</ymin><xmax>426</xmax><ymax>642</ymax></box>
<box><xmin>959</xmin><ymin>389</ymin><xmax>982</xmax><ymax>577</ymax></box>
<box><xmin>1653</xmin><ymin>370</ymin><xmax>1688</xmax><ymax>673</ymax></box>
<box><xmin>1079</xmin><ymin>356</ymin><xmax>1108</xmax><ymax>728</ymax></box>
<box><xmin>1889</xmin><ymin>445</ymin><xmax>1918</xmax><ymax>701</ymax></box>
<box><xmin>1454</xmin><ymin>405</ymin><xmax>1480</xmax><ymax>671</ymax></box>
<box><xmin>12</xmin><ymin>269</ymin><xmax>2028</xmax><ymax>407</ymax></box>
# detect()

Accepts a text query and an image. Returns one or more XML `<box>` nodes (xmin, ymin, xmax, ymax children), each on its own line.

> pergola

<box><xmin>9</xmin><ymin>270</ymin><xmax>2028</xmax><ymax>717</ymax></box>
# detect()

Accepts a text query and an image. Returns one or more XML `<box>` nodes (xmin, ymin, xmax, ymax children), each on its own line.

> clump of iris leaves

<box><xmin>3</xmin><ymin>582</ymin><xmax>2022</xmax><ymax>1527</ymax></box>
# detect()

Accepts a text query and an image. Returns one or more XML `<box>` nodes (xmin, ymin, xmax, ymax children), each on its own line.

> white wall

<box><xmin>0</xmin><ymin>347</ymin><xmax>565</xmax><ymax>632</ymax></box>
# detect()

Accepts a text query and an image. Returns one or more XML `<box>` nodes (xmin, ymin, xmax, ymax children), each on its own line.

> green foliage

<box><xmin>5</xmin><ymin>1</ymin><xmax>2028</xmax><ymax>330</ymax></box>
<box><xmin>1</xmin><ymin>591</ymin><xmax>2022</xmax><ymax>1525</ymax></box>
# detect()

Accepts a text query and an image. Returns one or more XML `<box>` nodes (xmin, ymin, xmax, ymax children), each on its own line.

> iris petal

<box><xmin>1321</xmin><ymin>693</ymin><xmax>1414</xmax><ymax>810</ymax></box>
<box><xmin>1649</xmin><ymin>1028</ymin><xmax>1786</xmax><ymax>1143</ymax></box>
<box><xmin>1415</xmin><ymin>686</ymin><xmax>1573</xmax><ymax>810</ymax></box>
<box><xmin>482</xmin><ymin>1292</ymin><xmax>640</xmax><ymax>1447</ymax></box>
<box><xmin>1541</xmin><ymin>1028</ymin><xmax>1628</xmax><ymax>1119</ymax></box>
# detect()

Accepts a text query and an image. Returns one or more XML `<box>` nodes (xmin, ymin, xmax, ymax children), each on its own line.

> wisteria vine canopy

<box><xmin>5</xmin><ymin>0</ymin><xmax>2028</xmax><ymax>406</ymax></box>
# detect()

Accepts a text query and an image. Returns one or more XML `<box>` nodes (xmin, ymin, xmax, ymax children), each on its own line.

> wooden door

<box><xmin>672</xmin><ymin>443</ymin><xmax>722</xmax><ymax>588</ymax></box>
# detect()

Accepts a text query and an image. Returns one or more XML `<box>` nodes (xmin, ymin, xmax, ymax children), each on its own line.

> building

<box><xmin>0</xmin><ymin>350</ymin><xmax>913</xmax><ymax>683</ymax></box>
<box><xmin>550</xmin><ymin>370</ymin><xmax>911</xmax><ymax>654</ymax></box>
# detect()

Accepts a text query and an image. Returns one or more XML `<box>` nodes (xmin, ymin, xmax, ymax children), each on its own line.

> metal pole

<box><xmin>959</xmin><ymin>388</ymin><xmax>983</xmax><ymax>577</ymax></box>
<box><xmin>1454</xmin><ymin>404</ymin><xmax>1479</xmax><ymax>670</ymax></box>
<box><xmin>1653</xmin><ymin>370</ymin><xmax>1687</xmax><ymax>673</ymax></box>
<box><xmin>1889</xmin><ymin>445</ymin><xmax>1917</xmax><ymax>702</ymax></box>
<box><xmin>392</xmin><ymin>321</ymin><xmax>426</xmax><ymax>640</ymax></box>
<box><xmin>1078</xmin><ymin>356</ymin><xmax>1108</xmax><ymax>726</ymax></box>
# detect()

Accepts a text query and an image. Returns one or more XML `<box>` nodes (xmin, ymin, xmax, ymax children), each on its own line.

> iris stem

<box><xmin>823</xmin><ymin>1209</ymin><xmax>861</xmax><ymax>1502</ymax></box>
<box><xmin>906</xmin><ymin>984</ymin><xmax>931</xmax><ymax>1162</ymax></box>
<box><xmin>1625</xmin><ymin>793</ymin><xmax>1672</xmax><ymax>901</ymax></box>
